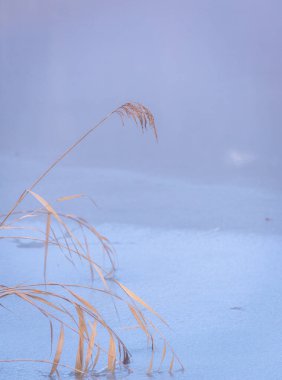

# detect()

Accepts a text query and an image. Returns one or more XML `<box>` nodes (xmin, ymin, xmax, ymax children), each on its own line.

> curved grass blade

<box><xmin>107</xmin><ymin>333</ymin><xmax>116</xmax><ymax>372</ymax></box>
<box><xmin>115</xmin><ymin>281</ymin><xmax>168</xmax><ymax>326</ymax></box>
<box><xmin>57</xmin><ymin>194</ymin><xmax>84</xmax><ymax>202</ymax></box>
<box><xmin>50</xmin><ymin>324</ymin><xmax>64</xmax><ymax>375</ymax></box>
<box><xmin>147</xmin><ymin>341</ymin><xmax>154</xmax><ymax>375</ymax></box>
<box><xmin>158</xmin><ymin>341</ymin><xmax>166</xmax><ymax>371</ymax></box>
<box><xmin>84</xmin><ymin>321</ymin><xmax>97</xmax><ymax>371</ymax></box>
<box><xmin>91</xmin><ymin>346</ymin><xmax>100</xmax><ymax>370</ymax></box>
<box><xmin>44</xmin><ymin>212</ymin><xmax>51</xmax><ymax>283</ymax></box>
<box><xmin>75</xmin><ymin>305</ymin><xmax>86</xmax><ymax>373</ymax></box>
<box><xmin>169</xmin><ymin>353</ymin><xmax>174</xmax><ymax>373</ymax></box>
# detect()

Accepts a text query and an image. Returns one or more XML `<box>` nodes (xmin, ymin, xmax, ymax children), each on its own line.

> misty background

<box><xmin>0</xmin><ymin>0</ymin><xmax>281</xmax><ymax>185</ymax></box>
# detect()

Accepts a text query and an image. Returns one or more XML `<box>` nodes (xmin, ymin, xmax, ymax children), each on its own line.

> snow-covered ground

<box><xmin>0</xmin><ymin>154</ymin><xmax>282</xmax><ymax>379</ymax></box>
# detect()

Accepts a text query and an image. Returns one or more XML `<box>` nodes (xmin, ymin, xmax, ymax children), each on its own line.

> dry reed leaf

<box><xmin>2</xmin><ymin>232</ymin><xmax>109</xmax><ymax>290</ymax></box>
<box><xmin>84</xmin><ymin>321</ymin><xmax>97</xmax><ymax>371</ymax></box>
<box><xmin>56</xmin><ymin>194</ymin><xmax>84</xmax><ymax>202</ymax></box>
<box><xmin>49</xmin><ymin>320</ymin><xmax>54</xmax><ymax>356</ymax></box>
<box><xmin>107</xmin><ymin>333</ymin><xmax>116</xmax><ymax>372</ymax></box>
<box><xmin>147</xmin><ymin>344</ymin><xmax>154</xmax><ymax>375</ymax></box>
<box><xmin>128</xmin><ymin>304</ymin><xmax>149</xmax><ymax>337</ymax></box>
<box><xmin>28</xmin><ymin>191</ymin><xmax>84</xmax><ymax>253</ymax></box>
<box><xmin>28</xmin><ymin>191</ymin><xmax>61</xmax><ymax>225</ymax></box>
<box><xmin>92</xmin><ymin>346</ymin><xmax>100</xmax><ymax>370</ymax></box>
<box><xmin>50</xmin><ymin>225</ymin><xmax>65</xmax><ymax>257</ymax></box>
<box><xmin>115</xmin><ymin>281</ymin><xmax>168</xmax><ymax>326</ymax></box>
<box><xmin>50</xmin><ymin>324</ymin><xmax>64</xmax><ymax>375</ymax></box>
<box><xmin>66</xmin><ymin>289</ymin><xmax>102</xmax><ymax>321</ymax></box>
<box><xmin>169</xmin><ymin>353</ymin><xmax>175</xmax><ymax>373</ymax></box>
<box><xmin>27</xmin><ymin>294</ymin><xmax>65</xmax><ymax>313</ymax></box>
<box><xmin>59</xmin><ymin>213</ymin><xmax>114</xmax><ymax>264</ymax></box>
<box><xmin>75</xmin><ymin>305</ymin><xmax>86</xmax><ymax>373</ymax></box>
<box><xmin>15</xmin><ymin>292</ymin><xmax>50</xmax><ymax>319</ymax></box>
<box><xmin>55</xmin><ymin>368</ymin><xmax>61</xmax><ymax>380</ymax></box>
<box><xmin>44</xmin><ymin>212</ymin><xmax>51</xmax><ymax>283</ymax></box>
<box><xmin>89</xmin><ymin>261</ymin><xmax>109</xmax><ymax>290</ymax></box>
<box><xmin>158</xmin><ymin>342</ymin><xmax>167</xmax><ymax>371</ymax></box>
<box><xmin>12</xmin><ymin>202</ymin><xmax>110</xmax><ymax>287</ymax></box>
<box><xmin>84</xmin><ymin>236</ymin><xmax>94</xmax><ymax>282</ymax></box>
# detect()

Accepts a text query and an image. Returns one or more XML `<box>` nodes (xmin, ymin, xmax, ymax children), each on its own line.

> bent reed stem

<box><xmin>0</xmin><ymin>110</ymin><xmax>115</xmax><ymax>227</ymax></box>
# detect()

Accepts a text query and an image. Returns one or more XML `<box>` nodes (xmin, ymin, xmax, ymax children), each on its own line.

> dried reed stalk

<box><xmin>0</xmin><ymin>103</ymin><xmax>183</xmax><ymax>377</ymax></box>
<box><xmin>0</xmin><ymin>102</ymin><xmax>157</xmax><ymax>228</ymax></box>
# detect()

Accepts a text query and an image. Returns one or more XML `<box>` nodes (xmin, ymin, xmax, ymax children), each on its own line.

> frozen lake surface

<box><xmin>0</xmin><ymin>155</ymin><xmax>282</xmax><ymax>379</ymax></box>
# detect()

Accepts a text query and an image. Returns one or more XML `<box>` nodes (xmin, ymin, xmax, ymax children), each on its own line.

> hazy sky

<box><xmin>1</xmin><ymin>0</ymin><xmax>281</xmax><ymax>182</ymax></box>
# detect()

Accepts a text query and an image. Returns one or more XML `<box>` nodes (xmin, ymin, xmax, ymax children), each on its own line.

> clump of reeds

<box><xmin>0</xmin><ymin>103</ymin><xmax>183</xmax><ymax>377</ymax></box>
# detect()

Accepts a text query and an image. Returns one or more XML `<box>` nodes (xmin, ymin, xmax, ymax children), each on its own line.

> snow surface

<box><xmin>0</xmin><ymin>155</ymin><xmax>282</xmax><ymax>379</ymax></box>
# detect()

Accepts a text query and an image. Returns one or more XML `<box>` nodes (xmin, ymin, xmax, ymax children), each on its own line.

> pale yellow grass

<box><xmin>0</xmin><ymin>103</ymin><xmax>183</xmax><ymax>377</ymax></box>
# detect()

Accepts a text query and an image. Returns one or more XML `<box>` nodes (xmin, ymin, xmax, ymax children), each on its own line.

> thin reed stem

<box><xmin>0</xmin><ymin>110</ymin><xmax>114</xmax><ymax>227</ymax></box>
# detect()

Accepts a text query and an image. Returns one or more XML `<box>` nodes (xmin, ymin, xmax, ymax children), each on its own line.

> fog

<box><xmin>1</xmin><ymin>0</ymin><xmax>281</xmax><ymax>184</ymax></box>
